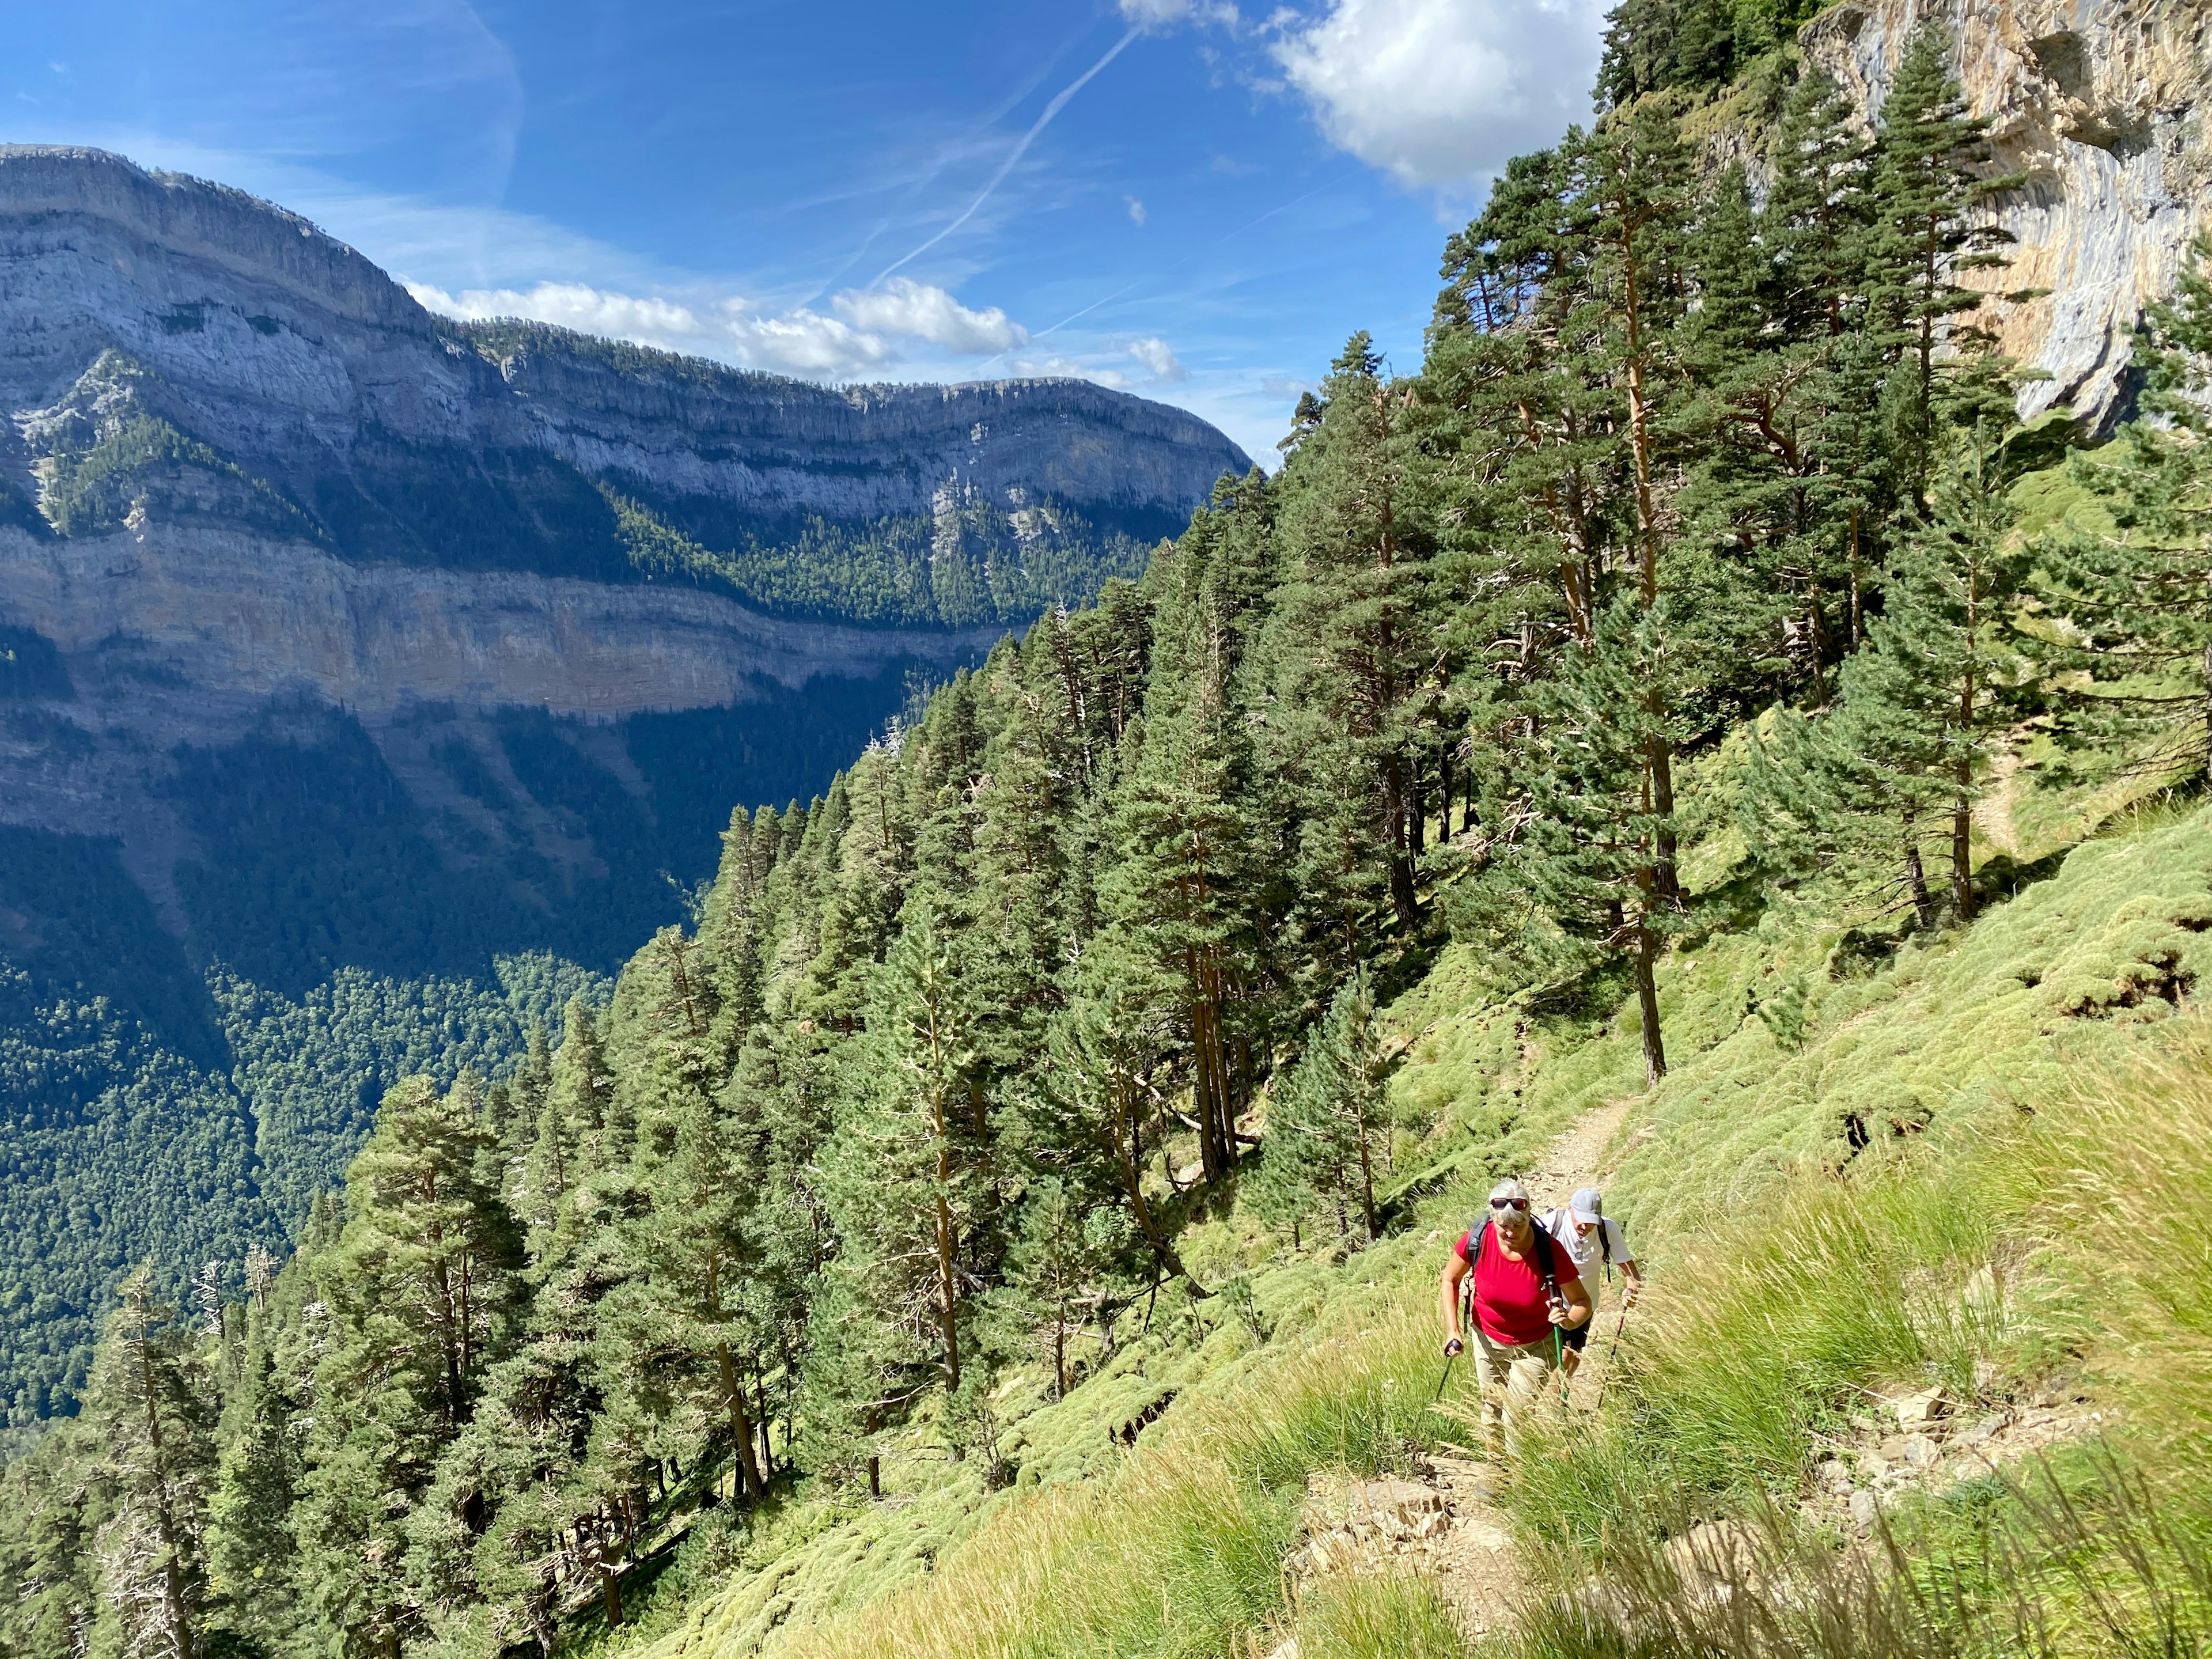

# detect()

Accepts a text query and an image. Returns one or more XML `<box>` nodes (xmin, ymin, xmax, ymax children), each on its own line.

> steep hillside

<box><xmin>0</xmin><ymin>145</ymin><xmax>1243</xmax><ymax>612</ymax></box>
<box><xmin>607</xmin><ymin>793</ymin><xmax>2212</xmax><ymax>1659</ymax></box>
<box><xmin>6</xmin><ymin>5</ymin><xmax>2212</xmax><ymax>1657</ymax></box>
<box><xmin>0</xmin><ymin>146</ymin><xmax>1245</xmax><ymax>1427</ymax></box>
<box><xmin>1800</xmin><ymin>0</ymin><xmax>2210</xmax><ymax>431</ymax></box>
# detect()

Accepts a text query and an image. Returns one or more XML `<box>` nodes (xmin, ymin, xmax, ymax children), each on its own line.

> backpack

<box><xmin>1481</xmin><ymin>1214</ymin><xmax>1561</xmax><ymax>1300</ymax></box>
<box><xmin>1544</xmin><ymin>1202</ymin><xmax>1613</xmax><ymax>1283</ymax></box>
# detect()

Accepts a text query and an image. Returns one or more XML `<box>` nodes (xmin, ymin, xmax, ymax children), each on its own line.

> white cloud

<box><xmin>1010</xmin><ymin>352</ymin><xmax>1132</xmax><ymax>390</ymax></box>
<box><xmin>1271</xmin><ymin>0</ymin><xmax>1607</xmax><ymax>193</ymax></box>
<box><xmin>717</xmin><ymin>300</ymin><xmax>897</xmax><ymax>378</ymax></box>
<box><xmin>1125</xmin><ymin>195</ymin><xmax>1147</xmax><ymax>225</ymax></box>
<box><xmin>407</xmin><ymin>281</ymin><xmax>706</xmax><ymax>345</ymax></box>
<box><xmin>409</xmin><ymin>275</ymin><xmax>1033</xmax><ymax>376</ymax></box>
<box><xmin>1118</xmin><ymin>0</ymin><xmax>1240</xmax><ymax>28</ymax></box>
<box><xmin>832</xmin><ymin>277</ymin><xmax>1028</xmax><ymax>354</ymax></box>
<box><xmin>1128</xmin><ymin>336</ymin><xmax>1188</xmax><ymax>382</ymax></box>
<box><xmin>404</xmin><ymin>280</ymin><xmax>897</xmax><ymax>380</ymax></box>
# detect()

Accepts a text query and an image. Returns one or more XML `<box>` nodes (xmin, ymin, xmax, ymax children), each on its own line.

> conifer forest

<box><xmin>10</xmin><ymin>10</ymin><xmax>2212</xmax><ymax>1659</ymax></box>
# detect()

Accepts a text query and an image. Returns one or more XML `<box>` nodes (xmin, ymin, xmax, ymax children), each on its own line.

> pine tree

<box><xmin>514</xmin><ymin>998</ymin><xmax>607</xmax><ymax>1262</ymax></box>
<box><xmin>1738</xmin><ymin>696</ymin><xmax>1952</xmax><ymax>927</ymax></box>
<box><xmin>1762</xmin><ymin>69</ymin><xmax>1874</xmax><ymax>343</ymax></box>
<box><xmin>0</xmin><ymin>1415</ymin><xmax>101</xmax><ymax>1659</ymax></box>
<box><xmin>1676</xmin><ymin>162</ymin><xmax>1816</xmax><ymax>699</ymax></box>
<box><xmin>1099</xmin><ymin>668</ymin><xmax>1269</xmax><ymax>1186</ymax></box>
<box><xmin>1256</xmin><ymin>972</ymin><xmax>1389</xmax><ymax>1243</ymax></box>
<box><xmin>548</xmin><ymin>995</ymin><xmax>615</xmax><ymax>1164</ymax></box>
<box><xmin>204</xmin><ymin>1319</ymin><xmax>304</xmax><ymax>1652</ymax></box>
<box><xmin>1042</xmin><ymin>962</ymin><xmax>1200</xmax><ymax>1294</ymax></box>
<box><xmin>1762</xmin><ymin>434</ymin><xmax>2030</xmax><ymax>923</ymax></box>
<box><xmin>1267</xmin><ymin>332</ymin><xmax>1436</xmax><ymax>935</ymax></box>
<box><xmin>997</xmin><ymin>1176</ymin><xmax>1129</xmax><ymax>1401</ymax></box>
<box><xmin>2028</xmin><ymin>236</ymin><xmax>2212</xmax><ymax>784</ymax></box>
<box><xmin>1860</xmin><ymin>20</ymin><xmax>2021</xmax><ymax>514</ymax></box>
<box><xmin>84</xmin><ymin>1267</ymin><xmax>213</xmax><ymax>1659</ymax></box>
<box><xmin>1469</xmin><ymin>101</ymin><xmax>1698</xmax><ymax>1088</ymax></box>
<box><xmin>502</xmin><ymin>1021</ymin><xmax>554</xmax><ymax>1164</ymax></box>
<box><xmin>622</xmin><ymin>1021</ymin><xmax>773</xmax><ymax>1502</ymax></box>
<box><xmin>819</xmin><ymin>903</ymin><xmax>986</xmax><ymax>1406</ymax></box>
<box><xmin>298</xmin><ymin>1075</ymin><xmax>522</xmax><ymax>1658</ymax></box>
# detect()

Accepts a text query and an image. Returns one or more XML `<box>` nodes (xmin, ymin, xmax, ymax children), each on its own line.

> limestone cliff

<box><xmin>1801</xmin><ymin>0</ymin><xmax>2210</xmax><ymax>430</ymax></box>
<box><xmin>0</xmin><ymin>146</ymin><xmax>1245</xmax><ymax>558</ymax></box>
<box><xmin>0</xmin><ymin>145</ymin><xmax>1245</xmax><ymax>982</ymax></box>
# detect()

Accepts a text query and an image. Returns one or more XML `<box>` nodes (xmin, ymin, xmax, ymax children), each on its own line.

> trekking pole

<box><xmin>1431</xmin><ymin>1350</ymin><xmax>1456</xmax><ymax>1406</ymax></box>
<box><xmin>1592</xmin><ymin>1301</ymin><xmax>1633</xmax><ymax>1414</ymax></box>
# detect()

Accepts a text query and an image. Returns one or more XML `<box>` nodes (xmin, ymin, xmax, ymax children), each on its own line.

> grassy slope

<box><xmin>607</xmin><ymin>785</ymin><xmax>2212</xmax><ymax>1659</ymax></box>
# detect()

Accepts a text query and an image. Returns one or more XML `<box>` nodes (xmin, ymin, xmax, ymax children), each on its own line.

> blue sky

<box><xmin>3</xmin><ymin>0</ymin><xmax>1610</xmax><ymax>462</ymax></box>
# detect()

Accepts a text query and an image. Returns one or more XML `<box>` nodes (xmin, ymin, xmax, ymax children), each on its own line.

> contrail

<box><xmin>872</xmin><ymin>25</ymin><xmax>1139</xmax><ymax>287</ymax></box>
<box><xmin>971</xmin><ymin>169</ymin><xmax>1354</xmax><ymax>373</ymax></box>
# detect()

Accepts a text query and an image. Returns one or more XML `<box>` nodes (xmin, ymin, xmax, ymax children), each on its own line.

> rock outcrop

<box><xmin>0</xmin><ymin>146</ymin><xmax>1247</xmax><ymax>973</ymax></box>
<box><xmin>0</xmin><ymin>146</ymin><xmax>1245</xmax><ymax>546</ymax></box>
<box><xmin>1802</xmin><ymin>0</ymin><xmax>2210</xmax><ymax>430</ymax></box>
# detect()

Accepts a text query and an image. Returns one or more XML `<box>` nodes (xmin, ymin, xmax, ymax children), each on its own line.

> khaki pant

<box><xmin>1472</xmin><ymin>1327</ymin><xmax>1560</xmax><ymax>1455</ymax></box>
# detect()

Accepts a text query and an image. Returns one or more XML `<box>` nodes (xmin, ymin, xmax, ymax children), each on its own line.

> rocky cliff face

<box><xmin>1802</xmin><ymin>0</ymin><xmax>2210</xmax><ymax>430</ymax></box>
<box><xmin>0</xmin><ymin>145</ymin><xmax>1245</xmax><ymax>982</ymax></box>
<box><xmin>0</xmin><ymin>152</ymin><xmax>1245</xmax><ymax>1417</ymax></box>
<box><xmin>0</xmin><ymin>146</ymin><xmax>1245</xmax><ymax>541</ymax></box>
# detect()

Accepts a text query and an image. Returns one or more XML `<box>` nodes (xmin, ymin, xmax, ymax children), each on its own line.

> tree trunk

<box><xmin>1112</xmin><ymin>1086</ymin><xmax>1205</xmax><ymax>1293</ymax></box>
<box><xmin>1355</xmin><ymin>1107</ymin><xmax>1378</xmax><ymax>1243</ymax></box>
<box><xmin>1185</xmin><ymin>967</ymin><xmax>1235</xmax><ymax>1182</ymax></box>
<box><xmin>1408</xmin><ymin>755</ymin><xmax>1426</xmax><ymax>858</ymax></box>
<box><xmin>1648</xmin><ymin>726</ymin><xmax>1680</xmax><ymax>908</ymax></box>
<box><xmin>129</xmin><ymin>1298</ymin><xmax>195</xmax><ymax>1659</ymax></box>
<box><xmin>1848</xmin><ymin>512</ymin><xmax>1865</xmax><ymax>647</ymax></box>
<box><xmin>1634</xmin><ymin>916</ymin><xmax>1666</xmax><ymax>1089</ymax></box>
<box><xmin>1904</xmin><ymin>830</ymin><xmax>1937</xmax><ymax>930</ymax></box>
<box><xmin>2200</xmin><ymin>638</ymin><xmax>2211</xmax><ymax>783</ymax></box>
<box><xmin>1388</xmin><ymin>851</ymin><xmax>1420</xmax><ymax>933</ymax></box>
<box><xmin>1950</xmin><ymin>785</ymin><xmax>1975</xmax><ymax>923</ymax></box>
<box><xmin>715</xmin><ymin>1343</ymin><xmax>767</xmax><ymax>1499</ymax></box>
<box><xmin>935</xmin><ymin>1184</ymin><xmax>961</xmax><ymax>1389</ymax></box>
<box><xmin>1379</xmin><ymin>753</ymin><xmax>1421</xmax><ymax>930</ymax></box>
<box><xmin>757</xmin><ymin>1369</ymin><xmax>775</xmax><ymax>1482</ymax></box>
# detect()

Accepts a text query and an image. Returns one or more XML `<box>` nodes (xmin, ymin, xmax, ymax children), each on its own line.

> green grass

<box><xmin>1509</xmin><ymin>1450</ymin><xmax>2212</xmax><ymax>1659</ymax></box>
<box><xmin>1604</xmin><ymin>803</ymin><xmax>2212</xmax><ymax>1250</ymax></box>
<box><xmin>1290</xmin><ymin>1573</ymin><xmax>1467</xmax><ymax>1659</ymax></box>
<box><xmin>629</xmin><ymin>1282</ymin><xmax>1449</xmax><ymax>1659</ymax></box>
<box><xmin>607</xmin><ymin>791</ymin><xmax>2212</xmax><ymax>1659</ymax></box>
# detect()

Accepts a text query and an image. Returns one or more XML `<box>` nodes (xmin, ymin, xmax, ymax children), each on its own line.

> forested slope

<box><xmin>0</xmin><ymin>142</ymin><xmax>1249</xmax><ymax>1423</ymax></box>
<box><xmin>8</xmin><ymin>6</ymin><xmax>2212</xmax><ymax>1658</ymax></box>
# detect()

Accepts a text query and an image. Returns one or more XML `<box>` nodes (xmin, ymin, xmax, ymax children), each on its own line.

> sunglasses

<box><xmin>1489</xmin><ymin>1198</ymin><xmax>1529</xmax><ymax>1212</ymax></box>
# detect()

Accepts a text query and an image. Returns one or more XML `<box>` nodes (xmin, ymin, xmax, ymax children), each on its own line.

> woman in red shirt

<box><xmin>1438</xmin><ymin>1178</ymin><xmax>1590</xmax><ymax>1453</ymax></box>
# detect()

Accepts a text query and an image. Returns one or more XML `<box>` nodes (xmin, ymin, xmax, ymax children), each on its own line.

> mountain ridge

<box><xmin>0</xmin><ymin>143</ymin><xmax>1245</xmax><ymax>593</ymax></box>
<box><xmin>0</xmin><ymin>144</ymin><xmax>1246</xmax><ymax>1426</ymax></box>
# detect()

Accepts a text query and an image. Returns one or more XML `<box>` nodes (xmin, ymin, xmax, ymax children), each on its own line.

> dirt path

<box><xmin>1281</xmin><ymin>1097</ymin><xmax>1643</xmax><ymax>1648</ymax></box>
<box><xmin>1430</xmin><ymin>1096</ymin><xmax>1637</xmax><ymax>1635</ymax></box>
<box><xmin>1279</xmin><ymin>1094</ymin><xmax>2113</xmax><ymax>1654</ymax></box>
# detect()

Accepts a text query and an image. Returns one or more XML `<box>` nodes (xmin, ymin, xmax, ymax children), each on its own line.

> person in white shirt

<box><xmin>1541</xmin><ymin>1187</ymin><xmax>1640</xmax><ymax>1377</ymax></box>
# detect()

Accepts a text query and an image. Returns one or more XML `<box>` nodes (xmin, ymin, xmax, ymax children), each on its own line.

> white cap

<box><xmin>1569</xmin><ymin>1188</ymin><xmax>1604</xmax><ymax>1224</ymax></box>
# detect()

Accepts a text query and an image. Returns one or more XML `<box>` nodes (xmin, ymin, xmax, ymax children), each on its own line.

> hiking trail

<box><xmin>1276</xmin><ymin>1096</ymin><xmax>1639</xmax><ymax>1651</ymax></box>
<box><xmin>1272</xmin><ymin>1091</ymin><xmax>2116</xmax><ymax>1656</ymax></box>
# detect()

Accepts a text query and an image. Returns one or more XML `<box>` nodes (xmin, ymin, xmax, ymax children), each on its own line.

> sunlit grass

<box><xmin>755</xmin><ymin>1296</ymin><xmax>1445</xmax><ymax>1659</ymax></box>
<box><xmin>627</xmin><ymin>801</ymin><xmax>2212</xmax><ymax>1659</ymax></box>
